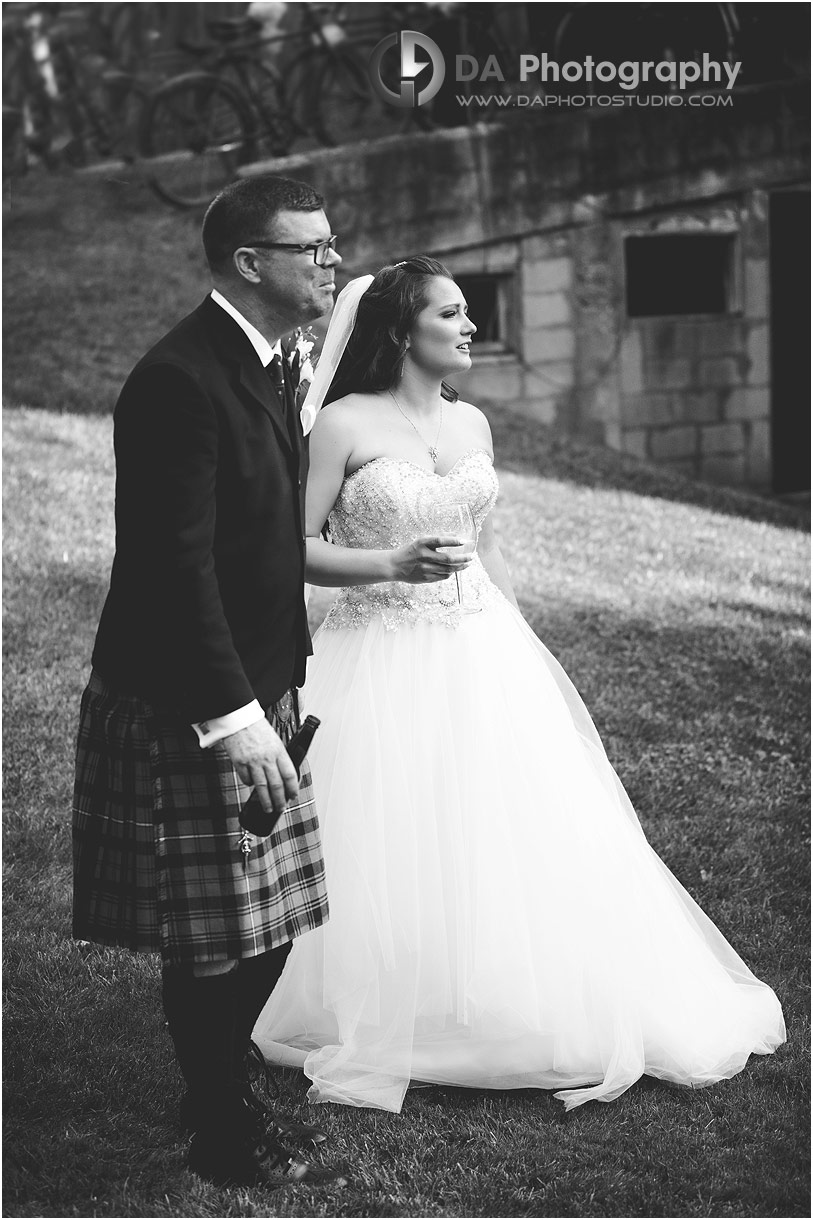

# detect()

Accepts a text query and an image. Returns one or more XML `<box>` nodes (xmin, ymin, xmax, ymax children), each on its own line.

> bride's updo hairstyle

<box><xmin>324</xmin><ymin>256</ymin><xmax>460</xmax><ymax>406</ymax></box>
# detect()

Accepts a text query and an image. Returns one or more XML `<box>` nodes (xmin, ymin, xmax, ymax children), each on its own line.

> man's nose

<box><xmin>326</xmin><ymin>247</ymin><xmax>342</xmax><ymax>267</ymax></box>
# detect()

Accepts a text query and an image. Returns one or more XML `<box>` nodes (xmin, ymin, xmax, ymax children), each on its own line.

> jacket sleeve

<box><xmin>113</xmin><ymin>360</ymin><xmax>257</xmax><ymax>721</ymax></box>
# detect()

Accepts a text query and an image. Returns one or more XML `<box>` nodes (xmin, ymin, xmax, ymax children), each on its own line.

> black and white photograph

<box><xmin>3</xmin><ymin>2</ymin><xmax>810</xmax><ymax>1216</ymax></box>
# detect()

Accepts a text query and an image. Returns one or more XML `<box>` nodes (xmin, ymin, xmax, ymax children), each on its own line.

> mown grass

<box><xmin>3</xmin><ymin>168</ymin><xmax>811</xmax><ymax>1218</ymax></box>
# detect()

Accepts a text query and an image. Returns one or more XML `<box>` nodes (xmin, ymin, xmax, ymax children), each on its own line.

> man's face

<box><xmin>256</xmin><ymin>209</ymin><xmax>340</xmax><ymax>327</ymax></box>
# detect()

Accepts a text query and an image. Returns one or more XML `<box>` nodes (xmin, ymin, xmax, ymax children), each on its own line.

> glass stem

<box><xmin>454</xmin><ymin>571</ymin><xmax>463</xmax><ymax>606</ymax></box>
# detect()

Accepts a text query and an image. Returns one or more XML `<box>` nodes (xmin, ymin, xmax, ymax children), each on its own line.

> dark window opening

<box><xmin>625</xmin><ymin>234</ymin><xmax>736</xmax><ymax>317</ymax></box>
<box><xmin>455</xmin><ymin>274</ymin><xmax>511</xmax><ymax>353</ymax></box>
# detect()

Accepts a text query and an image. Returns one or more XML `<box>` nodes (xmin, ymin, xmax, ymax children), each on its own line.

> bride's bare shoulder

<box><xmin>310</xmin><ymin>393</ymin><xmax>384</xmax><ymax>447</ymax></box>
<box><xmin>321</xmin><ymin>391</ymin><xmax>381</xmax><ymax>412</ymax></box>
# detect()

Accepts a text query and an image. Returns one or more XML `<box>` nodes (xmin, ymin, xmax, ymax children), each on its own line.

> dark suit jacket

<box><xmin>92</xmin><ymin>295</ymin><xmax>311</xmax><ymax>722</ymax></box>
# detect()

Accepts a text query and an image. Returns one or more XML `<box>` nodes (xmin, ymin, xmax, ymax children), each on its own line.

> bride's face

<box><xmin>404</xmin><ymin>277</ymin><xmax>476</xmax><ymax>377</ymax></box>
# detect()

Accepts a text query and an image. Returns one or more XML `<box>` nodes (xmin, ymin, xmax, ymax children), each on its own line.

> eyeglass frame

<box><xmin>244</xmin><ymin>235</ymin><xmax>338</xmax><ymax>267</ymax></box>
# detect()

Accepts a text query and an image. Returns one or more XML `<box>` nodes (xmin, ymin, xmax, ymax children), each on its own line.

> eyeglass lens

<box><xmin>314</xmin><ymin>237</ymin><xmax>336</xmax><ymax>266</ymax></box>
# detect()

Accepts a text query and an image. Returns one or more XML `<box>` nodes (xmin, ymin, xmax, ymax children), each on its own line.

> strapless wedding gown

<box><xmin>253</xmin><ymin>449</ymin><xmax>785</xmax><ymax>1112</ymax></box>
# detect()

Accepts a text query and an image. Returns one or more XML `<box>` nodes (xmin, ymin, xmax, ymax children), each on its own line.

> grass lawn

<box><xmin>3</xmin><ymin>168</ymin><xmax>811</xmax><ymax>1218</ymax></box>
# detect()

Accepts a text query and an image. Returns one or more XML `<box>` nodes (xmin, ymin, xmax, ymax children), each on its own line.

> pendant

<box><xmin>429</xmin><ymin>446</ymin><xmax>439</xmax><ymax>463</ymax></box>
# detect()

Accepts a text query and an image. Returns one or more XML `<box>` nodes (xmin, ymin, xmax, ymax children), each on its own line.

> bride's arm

<box><xmin>477</xmin><ymin>513</ymin><xmax>520</xmax><ymax>610</ymax></box>
<box><xmin>304</xmin><ymin>404</ymin><xmax>470</xmax><ymax>588</ymax></box>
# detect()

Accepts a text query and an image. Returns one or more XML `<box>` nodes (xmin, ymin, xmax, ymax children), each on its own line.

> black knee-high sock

<box><xmin>161</xmin><ymin>965</ymin><xmax>242</xmax><ymax>1106</ymax></box>
<box><xmin>233</xmin><ymin>944</ymin><xmax>292</xmax><ymax>1078</ymax></box>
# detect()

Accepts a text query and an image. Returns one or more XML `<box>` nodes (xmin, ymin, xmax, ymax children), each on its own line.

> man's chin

<box><xmin>314</xmin><ymin>290</ymin><xmax>337</xmax><ymax>318</ymax></box>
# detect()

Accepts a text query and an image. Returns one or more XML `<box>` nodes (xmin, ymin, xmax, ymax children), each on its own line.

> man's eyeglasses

<box><xmin>247</xmin><ymin>235</ymin><xmax>338</xmax><ymax>267</ymax></box>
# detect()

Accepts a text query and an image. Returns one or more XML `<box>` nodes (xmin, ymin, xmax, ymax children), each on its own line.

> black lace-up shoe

<box><xmin>185</xmin><ymin>1091</ymin><xmax>346</xmax><ymax>1189</ymax></box>
<box><xmin>187</xmin><ymin>1125</ymin><xmax>347</xmax><ymax>1189</ymax></box>
<box><xmin>180</xmin><ymin>1085</ymin><xmax>328</xmax><ymax>1148</ymax></box>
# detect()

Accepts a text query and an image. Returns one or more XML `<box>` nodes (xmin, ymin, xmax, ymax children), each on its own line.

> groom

<box><xmin>72</xmin><ymin>175</ymin><xmax>344</xmax><ymax>1188</ymax></box>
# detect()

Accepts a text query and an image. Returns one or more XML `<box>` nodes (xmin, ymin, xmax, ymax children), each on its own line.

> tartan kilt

<box><xmin>72</xmin><ymin>670</ymin><xmax>329</xmax><ymax>967</ymax></box>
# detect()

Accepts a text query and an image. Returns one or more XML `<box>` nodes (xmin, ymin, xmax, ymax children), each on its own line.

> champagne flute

<box><xmin>428</xmin><ymin>501</ymin><xmax>480</xmax><ymax>613</ymax></box>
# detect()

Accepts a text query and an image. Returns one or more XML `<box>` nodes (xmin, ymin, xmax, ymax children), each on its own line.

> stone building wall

<box><xmin>245</xmin><ymin>80</ymin><xmax>808</xmax><ymax>490</ymax></box>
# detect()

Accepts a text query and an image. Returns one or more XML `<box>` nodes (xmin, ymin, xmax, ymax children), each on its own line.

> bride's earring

<box><xmin>393</xmin><ymin>337</ymin><xmax>409</xmax><ymax>379</ymax></box>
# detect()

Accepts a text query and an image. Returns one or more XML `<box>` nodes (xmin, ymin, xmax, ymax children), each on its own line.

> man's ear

<box><xmin>233</xmin><ymin>247</ymin><xmax>262</xmax><ymax>284</ymax></box>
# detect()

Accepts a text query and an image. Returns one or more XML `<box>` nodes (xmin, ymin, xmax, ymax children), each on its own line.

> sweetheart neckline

<box><xmin>344</xmin><ymin>448</ymin><xmax>493</xmax><ymax>484</ymax></box>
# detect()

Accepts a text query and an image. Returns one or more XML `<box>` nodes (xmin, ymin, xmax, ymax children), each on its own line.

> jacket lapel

<box><xmin>239</xmin><ymin>357</ymin><xmax>295</xmax><ymax>458</ymax></box>
<box><xmin>198</xmin><ymin>296</ymin><xmax>294</xmax><ymax>457</ymax></box>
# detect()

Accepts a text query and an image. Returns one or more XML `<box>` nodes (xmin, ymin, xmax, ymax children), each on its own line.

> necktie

<box><xmin>267</xmin><ymin>354</ymin><xmax>286</xmax><ymax>417</ymax></box>
<box><xmin>267</xmin><ymin>354</ymin><xmax>300</xmax><ymax>446</ymax></box>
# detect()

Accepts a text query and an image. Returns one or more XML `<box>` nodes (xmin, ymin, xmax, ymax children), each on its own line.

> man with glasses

<box><xmin>73</xmin><ymin>176</ymin><xmax>346</xmax><ymax>1189</ymax></box>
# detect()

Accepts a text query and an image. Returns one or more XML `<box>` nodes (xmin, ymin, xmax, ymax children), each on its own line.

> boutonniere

<box><xmin>284</xmin><ymin>327</ymin><xmax>317</xmax><ymax>407</ymax></box>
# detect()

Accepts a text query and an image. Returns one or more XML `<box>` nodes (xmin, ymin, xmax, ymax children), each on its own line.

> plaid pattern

<box><xmin>72</xmin><ymin>671</ymin><xmax>328</xmax><ymax>967</ymax></box>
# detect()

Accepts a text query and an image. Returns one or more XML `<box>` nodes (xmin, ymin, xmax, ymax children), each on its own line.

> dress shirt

<box><xmin>191</xmin><ymin>291</ymin><xmax>284</xmax><ymax>748</ymax></box>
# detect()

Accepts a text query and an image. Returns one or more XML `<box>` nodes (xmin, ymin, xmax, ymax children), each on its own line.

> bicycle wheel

<box><xmin>139</xmin><ymin>72</ymin><xmax>254</xmax><ymax>209</ymax></box>
<box><xmin>238</xmin><ymin>58</ymin><xmax>299</xmax><ymax>157</ymax></box>
<box><xmin>309</xmin><ymin>46</ymin><xmax>379</xmax><ymax>147</ymax></box>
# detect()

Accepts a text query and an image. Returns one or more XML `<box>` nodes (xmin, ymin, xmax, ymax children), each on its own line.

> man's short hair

<box><xmin>202</xmin><ymin>175</ymin><xmax>325</xmax><ymax>273</ymax></box>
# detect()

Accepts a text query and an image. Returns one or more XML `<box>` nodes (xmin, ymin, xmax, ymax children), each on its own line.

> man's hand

<box><xmin>220</xmin><ymin>718</ymin><xmax>300</xmax><ymax>817</ymax></box>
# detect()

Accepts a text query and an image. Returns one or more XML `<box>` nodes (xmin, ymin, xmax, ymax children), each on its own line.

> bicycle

<box><xmin>2</xmin><ymin>6</ymin><xmax>60</xmax><ymax>179</ymax></box>
<box><xmin>2</xmin><ymin>4</ymin><xmax>151</xmax><ymax>178</ymax></box>
<box><xmin>138</xmin><ymin>7</ymin><xmax>377</xmax><ymax>209</ymax></box>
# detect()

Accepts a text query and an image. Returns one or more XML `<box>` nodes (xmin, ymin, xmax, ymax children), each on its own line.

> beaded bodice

<box><xmin>322</xmin><ymin>449</ymin><xmax>505</xmax><ymax>630</ymax></box>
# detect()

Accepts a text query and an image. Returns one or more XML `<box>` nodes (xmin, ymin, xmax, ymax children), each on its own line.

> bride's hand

<box><xmin>392</xmin><ymin>536</ymin><xmax>473</xmax><ymax>584</ymax></box>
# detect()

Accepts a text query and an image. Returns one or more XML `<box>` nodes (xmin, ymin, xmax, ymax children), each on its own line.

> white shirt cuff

<box><xmin>192</xmin><ymin>700</ymin><xmax>265</xmax><ymax>748</ymax></box>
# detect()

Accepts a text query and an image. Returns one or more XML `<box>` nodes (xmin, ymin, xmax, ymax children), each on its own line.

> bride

<box><xmin>253</xmin><ymin>257</ymin><xmax>785</xmax><ymax>1113</ymax></box>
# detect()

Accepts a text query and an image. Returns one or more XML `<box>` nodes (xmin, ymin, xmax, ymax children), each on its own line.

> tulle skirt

<box><xmin>253</xmin><ymin>599</ymin><xmax>786</xmax><ymax>1112</ymax></box>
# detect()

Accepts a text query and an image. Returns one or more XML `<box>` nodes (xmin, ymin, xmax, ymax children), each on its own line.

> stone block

<box><xmin>697</xmin><ymin>357</ymin><xmax>745</xmax><ymax>388</ymax></box>
<box><xmin>522</xmin><ymin>257</ymin><xmax>572</xmax><ymax>295</ymax></box>
<box><xmin>666</xmin><ymin>457</ymin><xmax>699</xmax><ymax>477</ymax></box>
<box><xmin>622</xmin><ymin>428</ymin><xmax>649</xmax><ymax>459</ymax></box>
<box><xmin>682</xmin><ymin>391</ymin><xmax>723</xmax><ymax>423</ymax></box>
<box><xmin>620</xmin><ymin>332</ymin><xmax>644</xmax><ymax>394</ymax></box>
<box><xmin>524</xmin><ymin>292</ymin><xmax>571</xmax><ymax>328</ymax></box>
<box><xmin>524</xmin><ymin>361</ymin><xmax>575</xmax><ymax>397</ymax></box>
<box><xmin>623</xmin><ymin>393</ymin><xmax>674</xmax><ymax>427</ymax></box>
<box><xmin>604</xmin><ymin>424</ymin><xmax>623</xmax><ymax>451</ymax></box>
<box><xmin>744</xmin><ymin>258</ymin><xmax>770</xmax><ymax>320</ymax></box>
<box><xmin>697</xmin><ymin>319</ymin><xmax>747</xmax><ymax>356</ymax></box>
<box><xmin>700</xmin><ymin>422</ymin><xmax>745</xmax><ymax>455</ymax></box>
<box><xmin>745</xmin><ymin>324</ymin><xmax>770</xmax><ymax>384</ymax></box>
<box><xmin>723</xmin><ymin>387</ymin><xmax>769</xmax><ymax>420</ymax></box>
<box><xmin>642</xmin><ymin>358</ymin><xmax>693</xmax><ymax>391</ymax></box>
<box><xmin>650</xmin><ymin>426</ymin><xmax>698</xmax><ymax>460</ymax></box>
<box><xmin>747</xmin><ymin>420</ymin><xmax>772</xmax><ymax>484</ymax></box>
<box><xmin>522</xmin><ymin>326</ymin><xmax>576</xmax><ymax>362</ymax></box>
<box><xmin>699</xmin><ymin>453</ymin><xmax>747</xmax><ymax>486</ymax></box>
<box><xmin>640</xmin><ymin>320</ymin><xmax>699</xmax><ymax>361</ymax></box>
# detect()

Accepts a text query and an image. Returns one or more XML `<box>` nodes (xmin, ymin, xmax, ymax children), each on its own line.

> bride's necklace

<box><xmin>388</xmin><ymin>390</ymin><xmax>443</xmax><ymax>464</ymax></box>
